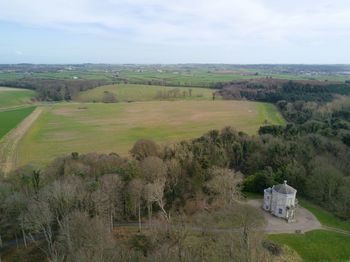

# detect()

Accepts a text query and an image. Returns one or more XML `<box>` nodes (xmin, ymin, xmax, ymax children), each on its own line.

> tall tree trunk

<box><xmin>138</xmin><ymin>201</ymin><xmax>142</xmax><ymax>232</ymax></box>
<box><xmin>110</xmin><ymin>212</ymin><xmax>113</xmax><ymax>232</ymax></box>
<box><xmin>148</xmin><ymin>203</ymin><xmax>151</xmax><ymax>224</ymax></box>
<box><xmin>21</xmin><ymin>227</ymin><xmax>27</xmax><ymax>248</ymax></box>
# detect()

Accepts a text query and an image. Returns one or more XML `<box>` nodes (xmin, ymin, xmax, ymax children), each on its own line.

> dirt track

<box><xmin>0</xmin><ymin>107</ymin><xmax>43</xmax><ymax>176</ymax></box>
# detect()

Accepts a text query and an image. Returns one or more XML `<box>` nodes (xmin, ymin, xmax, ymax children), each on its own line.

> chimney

<box><xmin>284</xmin><ymin>180</ymin><xmax>287</xmax><ymax>185</ymax></box>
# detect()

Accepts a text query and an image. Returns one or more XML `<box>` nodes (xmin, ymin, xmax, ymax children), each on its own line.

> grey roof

<box><xmin>273</xmin><ymin>181</ymin><xmax>296</xmax><ymax>194</ymax></box>
<box><xmin>265</xmin><ymin>188</ymin><xmax>272</xmax><ymax>193</ymax></box>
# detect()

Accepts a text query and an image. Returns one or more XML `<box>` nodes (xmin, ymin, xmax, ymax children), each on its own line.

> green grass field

<box><xmin>75</xmin><ymin>84</ymin><xmax>218</xmax><ymax>102</ymax></box>
<box><xmin>17</xmin><ymin>100</ymin><xmax>285</xmax><ymax>167</ymax></box>
<box><xmin>300</xmin><ymin>199</ymin><xmax>350</xmax><ymax>231</ymax></box>
<box><xmin>0</xmin><ymin>87</ymin><xmax>36</xmax><ymax>109</ymax></box>
<box><xmin>0</xmin><ymin>106</ymin><xmax>36</xmax><ymax>140</ymax></box>
<box><xmin>269</xmin><ymin>230</ymin><xmax>350</xmax><ymax>262</ymax></box>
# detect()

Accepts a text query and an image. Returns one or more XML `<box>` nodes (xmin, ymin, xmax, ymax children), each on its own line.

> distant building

<box><xmin>263</xmin><ymin>181</ymin><xmax>297</xmax><ymax>222</ymax></box>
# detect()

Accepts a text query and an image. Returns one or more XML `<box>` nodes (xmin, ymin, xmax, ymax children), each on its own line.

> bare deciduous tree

<box><xmin>140</xmin><ymin>156</ymin><xmax>167</xmax><ymax>183</ymax></box>
<box><xmin>144</xmin><ymin>178</ymin><xmax>170</xmax><ymax>222</ymax></box>
<box><xmin>205</xmin><ymin>167</ymin><xmax>243</xmax><ymax>204</ymax></box>
<box><xmin>56</xmin><ymin>211</ymin><xmax>118</xmax><ymax>262</ymax></box>
<box><xmin>22</xmin><ymin>199</ymin><xmax>57</xmax><ymax>260</ymax></box>
<box><xmin>128</xmin><ymin>178</ymin><xmax>144</xmax><ymax>231</ymax></box>
<box><xmin>130</xmin><ymin>139</ymin><xmax>159</xmax><ymax>161</ymax></box>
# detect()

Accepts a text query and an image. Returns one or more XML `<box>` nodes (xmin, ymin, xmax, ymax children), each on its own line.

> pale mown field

<box><xmin>75</xmin><ymin>84</ymin><xmax>218</xmax><ymax>102</ymax></box>
<box><xmin>18</xmin><ymin>100</ymin><xmax>285</xmax><ymax>167</ymax></box>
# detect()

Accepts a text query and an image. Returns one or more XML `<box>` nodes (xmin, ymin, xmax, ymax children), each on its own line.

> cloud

<box><xmin>1</xmin><ymin>0</ymin><xmax>350</xmax><ymax>46</ymax></box>
<box><xmin>1</xmin><ymin>0</ymin><xmax>350</xmax><ymax>63</ymax></box>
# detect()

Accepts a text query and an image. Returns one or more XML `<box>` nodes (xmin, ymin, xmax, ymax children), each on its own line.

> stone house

<box><xmin>263</xmin><ymin>180</ymin><xmax>297</xmax><ymax>222</ymax></box>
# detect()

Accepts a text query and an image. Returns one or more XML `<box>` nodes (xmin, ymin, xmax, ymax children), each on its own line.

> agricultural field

<box><xmin>74</xmin><ymin>84</ymin><xmax>218</xmax><ymax>102</ymax></box>
<box><xmin>2</xmin><ymin>65</ymin><xmax>349</xmax><ymax>85</ymax></box>
<box><xmin>117</xmin><ymin>69</ymin><xmax>261</xmax><ymax>86</ymax></box>
<box><xmin>0</xmin><ymin>106</ymin><xmax>36</xmax><ymax>140</ymax></box>
<box><xmin>17</xmin><ymin>100</ymin><xmax>285</xmax><ymax>167</ymax></box>
<box><xmin>269</xmin><ymin>230</ymin><xmax>350</xmax><ymax>262</ymax></box>
<box><xmin>0</xmin><ymin>87</ymin><xmax>36</xmax><ymax>109</ymax></box>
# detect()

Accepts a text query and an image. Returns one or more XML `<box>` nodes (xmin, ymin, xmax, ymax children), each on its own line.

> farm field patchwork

<box><xmin>74</xmin><ymin>84</ymin><xmax>218</xmax><ymax>102</ymax></box>
<box><xmin>0</xmin><ymin>87</ymin><xmax>36</xmax><ymax>109</ymax></box>
<box><xmin>0</xmin><ymin>106</ymin><xmax>36</xmax><ymax>140</ymax></box>
<box><xmin>18</xmin><ymin>100</ymin><xmax>285</xmax><ymax>167</ymax></box>
<box><xmin>269</xmin><ymin>230</ymin><xmax>350</xmax><ymax>262</ymax></box>
<box><xmin>117</xmin><ymin>70</ymin><xmax>261</xmax><ymax>86</ymax></box>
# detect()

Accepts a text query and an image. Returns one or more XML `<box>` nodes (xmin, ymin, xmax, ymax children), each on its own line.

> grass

<box><xmin>269</xmin><ymin>230</ymin><xmax>350</xmax><ymax>262</ymax></box>
<box><xmin>269</xmin><ymin>200</ymin><xmax>350</xmax><ymax>261</ymax></box>
<box><xmin>0</xmin><ymin>87</ymin><xmax>36</xmax><ymax>109</ymax></box>
<box><xmin>299</xmin><ymin>199</ymin><xmax>350</xmax><ymax>231</ymax></box>
<box><xmin>74</xmin><ymin>84</ymin><xmax>218</xmax><ymax>102</ymax></box>
<box><xmin>0</xmin><ymin>106</ymin><xmax>36</xmax><ymax>140</ymax></box>
<box><xmin>17</xmin><ymin>100</ymin><xmax>284</xmax><ymax>167</ymax></box>
<box><xmin>256</xmin><ymin>103</ymin><xmax>286</xmax><ymax>126</ymax></box>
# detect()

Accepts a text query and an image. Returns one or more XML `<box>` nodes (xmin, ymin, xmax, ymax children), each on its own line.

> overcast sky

<box><xmin>1</xmin><ymin>0</ymin><xmax>350</xmax><ymax>64</ymax></box>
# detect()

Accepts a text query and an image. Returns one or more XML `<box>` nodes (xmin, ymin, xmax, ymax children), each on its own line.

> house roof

<box><xmin>273</xmin><ymin>181</ymin><xmax>296</xmax><ymax>194</ymax></box>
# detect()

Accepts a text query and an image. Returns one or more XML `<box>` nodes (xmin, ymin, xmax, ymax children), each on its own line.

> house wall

<box><xmin>271</xmin><ymin>190</ymin><xmax>296</xmax><ymax>218</ymax></box>
<box><xmin>263</xmin><ymin>190</ymin><xmax>272</xmax><ymax>211</ymax></box>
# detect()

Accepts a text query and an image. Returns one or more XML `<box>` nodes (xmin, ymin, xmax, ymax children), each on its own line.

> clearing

<box><xmin>75</xmin><ymin>84</ymin><xmax>217</xmax><ymax>102</ymax></box>
<box><xmin>17</xmin><ymin>100</ymin><xmax>285</xmax><ymax>168</ymax></box>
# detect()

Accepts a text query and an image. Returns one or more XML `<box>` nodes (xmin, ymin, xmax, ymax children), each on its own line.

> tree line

<box><xmin>218</xmin><ymin>79</ymin><xmax>350</xmax><ymax>103</ymax></box>
<box><xmin>0</xmin><ymin>79</ymin><xmax>109</xmax><ymax>101</ymax></box>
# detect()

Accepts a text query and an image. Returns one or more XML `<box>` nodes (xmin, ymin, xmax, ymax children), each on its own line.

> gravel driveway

<box><xmin>247</xmin><ymin>199</ymin><xmax>321</xmax><ymax>234</ymax></box>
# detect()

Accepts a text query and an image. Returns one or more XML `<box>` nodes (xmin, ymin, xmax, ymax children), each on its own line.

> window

<box><xmin>266</xmin><ymin>205</ymin><xmax>269</xmax><ymax>209</ymax></box>
<box><xmin>278</xmin><ymin>208</ymin><xmax>283</xmax><ymax>214</ymax></box>
<box><xmin>267</xmin><ymin>196</ymin><xmax>270</xmax><ymax>200</ymax></box>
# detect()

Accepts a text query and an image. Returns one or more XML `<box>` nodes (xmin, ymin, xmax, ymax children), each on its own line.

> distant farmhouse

<box><xmin>263</xmin><ymin>181</ymin><xmax>297</xmax><ymax>222</ymax></box>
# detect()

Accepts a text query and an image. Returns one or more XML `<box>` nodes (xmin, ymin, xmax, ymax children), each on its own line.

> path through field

<box><xmin>0</xmin><ymin>107</ymin><xmax>43</xmax><ymax>175</ymax></box>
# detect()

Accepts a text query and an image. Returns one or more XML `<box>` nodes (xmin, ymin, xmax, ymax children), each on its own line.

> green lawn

<box><xmin>269</xmin><ymin>230</ymin><xmax>350</xmax><ymax>262</ymax></box>
<box><xmin>256</xmin><ymin>103</ymin><xmax>286</xmax><ymax>126</ymax></box>
<box><xmin>269</xmin><ymin>200</ymin><xmax>350</xmax><ymax>262</ymax></box>
<box><xmin>0</xmin><ymin>106</ymin><xmax>36</xmax><ymax>140</ymax></box>
<box><xmin>18</xmin><ymin>100</ymin><xmax>284</xmax><ymax>167</ymax></box>
<box><xmin>75</xmin><ymin>84</ymin><xmax>218</xmax><ymax>102</ymax></box>
<box><xmin>299</xmin><ymin>199</ymin><xmax>350</xmax><ymax>231</ymax></box>
<box><xmin>0</xmin><ymin>87</ymin><xmax>36</xmax><ymax>109</ymax></box>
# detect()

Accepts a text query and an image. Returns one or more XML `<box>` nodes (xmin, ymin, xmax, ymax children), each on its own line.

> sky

<box><xmin>0</xmin><ymin>0</ymin><xmax>350</xmax><ymax>64</ymax></box>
